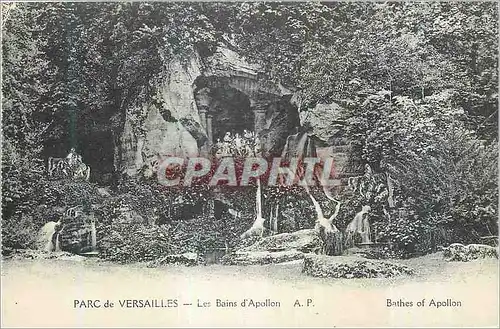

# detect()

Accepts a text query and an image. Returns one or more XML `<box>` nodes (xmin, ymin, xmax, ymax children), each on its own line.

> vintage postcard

<box><xmin>1</xmin><ymin>1</ymin><xmax>498</xmax><ymax>328</ymax></box>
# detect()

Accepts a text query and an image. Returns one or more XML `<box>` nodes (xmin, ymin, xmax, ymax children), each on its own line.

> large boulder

<box><xmin>303</xmin><ymin>254</ymin><xmax>414</xmax><ymax>278</ymax></box>
<box><xmin>221</xmin><ymin>249</ymin><xmax>305</xmax><ymax>266</ymax></box>
<box><xmin>443</xmin><ymin>243</ymin><xmax>498</xmax><ymax>262</ymax></box>
<box><xmin>224</xmin><ymin>229</ymin><xmax>323</xmax><ymax>265</ymax></box>
<box><xmin>241</xmin><ymin>229</ymin><xmax>323</xmax><ymax>253</ymax></box>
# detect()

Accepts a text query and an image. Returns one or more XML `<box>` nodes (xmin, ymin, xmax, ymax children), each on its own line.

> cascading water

<box><xmin>90</xmin><ymin>219</ymin><xmax>97</xmax><ymax>251</ymax></box>
<box><xmin>37</xmin><ymin>221</ymin><xmax>60</xmax><ymax>252</ymax></box>
<box><xmin>345</xmin><ymin>205</ymin><xmax>372</xmax><ymax>245</ymax></box>
<box><xmin>54</xmin><ymin>232</ymin><xmax>61</xmax><ymax>252</ymax></box>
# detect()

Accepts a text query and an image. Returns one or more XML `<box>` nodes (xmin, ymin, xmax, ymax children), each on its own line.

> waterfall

<box><xmin>360</xmin><ymin>214</ymin><xmax>371</xmax><ymax>244</ymax></box>
<box><xmin>54</xmin><ymin>232</ymin><xmax>61</xmax><ymax>252</ymax></box>
<box><xmin>90</xmin><ymin>220</ymin><xmax>97</xmax><ymax>251</ymax></box>
<box><xmin>255</xmin><ymin>178</ymin><xmax>262</xmax><ymax>220</ymax></box>
<box><xmin>38</xmin><ymin>221</ymin><xmax>59</xmax><ymax>252</ymax></box>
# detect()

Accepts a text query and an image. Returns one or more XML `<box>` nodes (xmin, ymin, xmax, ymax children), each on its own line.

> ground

<box><xmin>1</xmin><ymin>252</ymin><xmax>498</xmax><ymax>328</ymax></box>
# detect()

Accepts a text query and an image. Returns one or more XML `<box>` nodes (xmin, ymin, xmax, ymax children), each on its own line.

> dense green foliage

<box><xmin>335</xmin><ymin>92</ymin><xmax>497</xmax><ymax>255</ymax></box>
<box><xmin>232</xmin><ymin>2</ymin><xmax>498</xmax><ymax>139</ymax></box>
<box><xmin>2</xmin><ymin>2</ymin><xmax>498</xmax><ymax>259</ymax></box>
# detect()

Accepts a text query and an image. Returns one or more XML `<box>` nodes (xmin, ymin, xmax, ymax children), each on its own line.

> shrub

<box><xmin>387</xmin><ymin>128</ymin><xmax>498</xmax><ymax>247</ymax></box>
<box><xmin>342</xmin><ymin>92</ymin><xmax>498</xmax><ymax>256</ymax></box>
<box><xmin>98</xmin><ymin>222</ymin><xmax>175</xmax><ymax>263</ymax></box>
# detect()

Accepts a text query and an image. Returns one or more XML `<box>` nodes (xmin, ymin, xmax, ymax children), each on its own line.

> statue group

<box><xmin>47</xmin><ymin>148</ymin><xmax>91</xmax><ymax>181</ymax></box>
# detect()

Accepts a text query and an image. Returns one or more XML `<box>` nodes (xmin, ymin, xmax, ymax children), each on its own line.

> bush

<box><xmin>96</xmin><ymin>212</ymin><xmax>252</xmax><ymax>264</ymax></box>
<box><xmin>98</xmin><ymin>222</ymin><xmax>175</xmax><ymax>263</ymax></box>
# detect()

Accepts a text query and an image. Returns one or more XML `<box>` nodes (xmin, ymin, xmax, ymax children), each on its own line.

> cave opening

<box><xmin>210</xmin><ymin>86</ymin><xmax>254</xmax><ymax>142</ymax></box>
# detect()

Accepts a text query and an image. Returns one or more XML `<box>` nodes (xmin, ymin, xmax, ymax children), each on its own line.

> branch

<box><xmin>1</xmin><ymin>3</ymin><xmax>16</xmax><ymax>29</ymax></box>
<box><xmin>477</xmin><ymin>109</ymin><xmax>498</xmax><ymax>129</ymax></box>
<box><xmin>35</xmin><ymin>119</ymin><xmax>55</xmax><ymax>138</ymax></box>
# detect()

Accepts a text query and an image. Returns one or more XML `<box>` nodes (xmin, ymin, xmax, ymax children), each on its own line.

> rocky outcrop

<box><xmin>119</xmin><ymin>53</ymin><xmax>205</xmax><ymax>176</ymax></box>
<box><xmin>147</xmin><ymin>252</ymin><xmax>199</xmax><ymax>267</ymax></box>
<box><xmin>117</xmin><ymin>45</ymin><xmax>300</xmax><ymax>175</ymax></box>
<box><xmin>303</xmin><ymin>254</ymin><xmax>414</xmax><ymax>278</ymax></box>
<box><xmin>222</xmin><ymin>229</ymin><xmax>322</xmax><ymax>265</ymax></box>
<box><xmin>221</xmin><ymin>249</ymin><xmax>305</xmax><ymax>266</ymax></box>
<box><xmin>443</xmin><ymin>243</ymin><xmax>499</xmax><ymax>262</ymax></box>
<box><xmin>241</xmin><ymin>229</ymin><xmax>323</xmax><ymax>253</ymax></box>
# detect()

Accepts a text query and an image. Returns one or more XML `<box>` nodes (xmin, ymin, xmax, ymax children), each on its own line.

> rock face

<box><xmin>119</xmin><ymin>104</ymin><xmax>200</xmax><ymax>176</ymax></box>
<box><xmin>303</xmin><ymin>254</ymin><xmax>414</xmax><ymax>278</ymax></box>
<box><xmin>118</xmin><ymin>53</ymin><xmax>204</xmax><ymax>176</ymax></box>
<box><xmin>116</xmin><ymin>45</ymin><xmax>300</xmax><ymax>176</ymax></box>
<box><xmin>443</xmin><ymin>243</ymin><xmax>499</xmax><ymax>262</ymax></box>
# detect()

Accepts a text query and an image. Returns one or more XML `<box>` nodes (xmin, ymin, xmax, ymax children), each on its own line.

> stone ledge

<box><xmin>302</xmin><ymin>254</ymin><xmax>414</xmax><ymax>278</ymax></box>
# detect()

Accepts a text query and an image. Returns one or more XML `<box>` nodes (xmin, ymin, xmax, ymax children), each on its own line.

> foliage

<box><xmin>95</xmin><ymin>176</ymin><xmax>258</xmax><ymax>263</ymax></box>
<box><xmin>1</xmin><ymin>179</ymin><xmax>104</xmax><ymax>255</ymax></box>
<box><xmin>342</xmin><ymin>91</ymin><xmax>498</xmax><ymax>255</ymax></box>
<box><xmin>97</xmin><ymin>209</ymin><xmax>254</xmax><ymax>264</ymax></box>
<box><xmin>443</xmin><ymin>243</ymin><xmax>498</xmax><ymax>262</ymax></box>
<box><xmin>263</xmin><ymin>185</ymin><xmax>317</xmax><ymax>232</ymax></box>
<box><xmin>231</xmin><ymin>2</ymin><xmax>497</xmax><ymax>139</ymax></box>
<box><xmin>4</xmin><ymin>2</ymin><xmax>496</xmax><ymax>154</ymax></box>
<box><xmin>385</xmin><ymin>127</ymin><xmax>498</xmax><ymax>248</ymax></box>
<box><xmin>1</xmin><ymin>215</ymin><xmax>38</xmax><ymax>255</ymax></box>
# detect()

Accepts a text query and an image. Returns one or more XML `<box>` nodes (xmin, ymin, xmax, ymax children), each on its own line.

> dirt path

<box><xmin>1</xmin><ymin>253</ymin><xmax>498</xmax><ymax>328</ymax></box>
